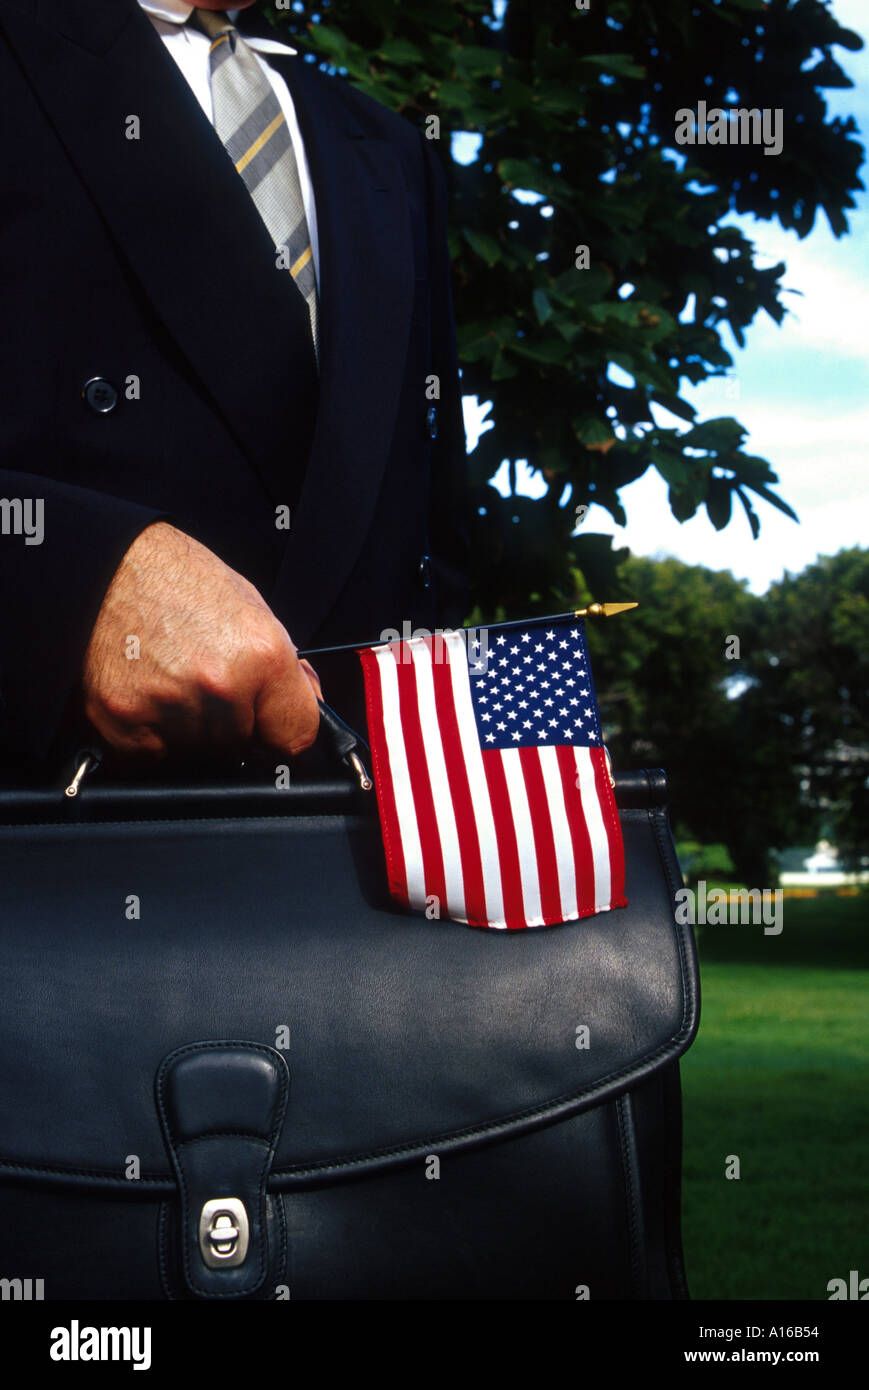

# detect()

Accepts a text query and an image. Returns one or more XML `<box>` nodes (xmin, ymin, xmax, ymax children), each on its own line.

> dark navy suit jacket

<box><xmin>0</xmin><ymin>0</ymin><xmax>468</xmax><ymax>767</ymax></box>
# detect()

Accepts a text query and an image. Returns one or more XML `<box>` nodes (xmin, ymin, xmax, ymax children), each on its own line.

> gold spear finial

<box><xmin>574</xmin><ymin>602</ymin><xmax>639</xmax><ymax>618</ymax></box>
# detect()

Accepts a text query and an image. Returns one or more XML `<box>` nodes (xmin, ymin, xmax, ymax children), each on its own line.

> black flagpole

<box><xmin>298</xmin><ymin>603</ymin><xmax>637</xmax><ymax>660</ymax></box>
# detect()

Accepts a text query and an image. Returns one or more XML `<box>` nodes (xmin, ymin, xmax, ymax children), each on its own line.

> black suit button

<box><xmin>418</xmin><ymin>553</ymin><xmax>433</xmax><ymax>590</ymax></box>
<box><xmin>425</xmin><ymin>405</ymin><xmax>438</xmax><ymax>441</ymax></box>
<box><xmin>82</xmin><ymin>377</ymin><xmax>119</xmax><ymax>414</ymax></box>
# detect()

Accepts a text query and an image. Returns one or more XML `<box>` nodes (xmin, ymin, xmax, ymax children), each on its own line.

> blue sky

<box><xmin>463</xmin><ymin>0</ymin><xmax>868</xmax><ymax>594</ymax></box>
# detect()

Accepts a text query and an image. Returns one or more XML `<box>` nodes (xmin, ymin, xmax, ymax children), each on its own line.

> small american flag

<box><xmin>358</xmin><ymin>619</ymin><xmax>627</xmax><ymax>929</ymax></box>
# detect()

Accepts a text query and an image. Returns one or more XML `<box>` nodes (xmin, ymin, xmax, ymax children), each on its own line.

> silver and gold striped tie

<box><xmin>196</xmin><ymin>10</ymin><xmax>319</xmax><ymax>361</ymax></box>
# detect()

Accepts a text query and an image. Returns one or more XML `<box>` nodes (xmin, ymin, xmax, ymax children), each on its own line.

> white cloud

<box><xmin>727</xmin><ymin>220</ymin><xmax>869</xmax><ymax>364</ymax></box>
<box><xmin>590</xmin><ymin>460</ymin><xmax>866</xmax><ymax>595</ymax></box>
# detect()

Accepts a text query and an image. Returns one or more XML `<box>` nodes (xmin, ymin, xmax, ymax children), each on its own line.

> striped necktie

<box><xmin>195</xmin><ymin>10</ymin><xmax>319</xmax><ymax>362</ymax></box>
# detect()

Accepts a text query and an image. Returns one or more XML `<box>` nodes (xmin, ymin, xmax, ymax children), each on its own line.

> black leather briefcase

<box><xmin>0</xmin><ymin>734</ymin><xmax>699</xmax><ymax>1301</ymax></box>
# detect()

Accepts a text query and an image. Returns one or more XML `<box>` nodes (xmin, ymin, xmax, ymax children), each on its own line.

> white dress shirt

<box><xmin>139</xmin><ymin>1</ymin><xmax>320</xmax><ymax>289</ymax></box>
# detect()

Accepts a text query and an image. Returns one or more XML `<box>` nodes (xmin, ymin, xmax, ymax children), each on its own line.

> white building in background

<box><xmin>779</xmin><ymin>841</ymin><xmax>869</xmax><ymax>889</ymax></box>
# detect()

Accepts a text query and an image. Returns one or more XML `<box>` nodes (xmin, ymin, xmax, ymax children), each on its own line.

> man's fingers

<box><xmin>82</xmin><ymin>523</ymin><xmax>322</xmax><ymax>761</ymax></box>
<box><xmin>85</xmin><ymin>708</ymin><xmax>168</xmax><ymax>759</ymax></box>
<box><xmin>299</xmin><ymin>658</ymin><xmax>323</xmax><ymax>702</ymax></box>
<box><xmin>254</xmin><ymin>659</ymin><xmax>321</xmax><ymax>756</ymax></box>
<box><xmin>154</xmin><ymin>686</ymin><xmax>256</xmax><ymax>754</ymax></box>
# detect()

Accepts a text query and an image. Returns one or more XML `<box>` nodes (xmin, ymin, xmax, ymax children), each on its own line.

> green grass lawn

<box><xmin>680</xmin><ymin>894</ymin><xmax>869</xmax><ymax>1300</ymax></box>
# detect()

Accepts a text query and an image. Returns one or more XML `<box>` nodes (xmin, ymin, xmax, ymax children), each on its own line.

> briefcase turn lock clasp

<box><xmin>198</xmin><ymin>1198</ymin><xmax>250</xmax><ymax>1269</ymax></box>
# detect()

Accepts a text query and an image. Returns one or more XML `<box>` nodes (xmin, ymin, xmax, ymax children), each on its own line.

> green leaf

<box><xmin>462</xmin><ymin>228</ymin><xmax>502</xmax><ymax>266</ymax></box>
<box><xmin>651</xmin><ymin>392</ymin><xmax>697</xmax><ymax>424</ymax></box>
<box><xmin>536</xmin><ymin>85</ymin><xmax>580</xmax><ymax>114</ymax></box>
<box><xmin>735</xmin><ymin>488</ymin><xmax>761</xmax><ymax>540</ymax></box>
<box><xmin>537</xmin><ymin>446</ymin><xmax>567</xmax><ymax>475</ymax></box>
<box><xmin>435</xmin><ymin>81</ymin><xmax>472</xmax><ymax>108</ymax></box>
<box><xmin>741</xmin><ymin>481</ymin><xmax>800</xmax><ymax>524</ymax></box>
<box><xmin>510</xmin><ymin>338</ymin><xmax>571</xmax><ymax>365</ymax></box>
<box><xmin>456</xmin><ymin>323</ymin><xmax>498</xmax><ymax>362</ymax></box>
<box><xmin>491</xmin><ymin>350</ymin><xmax>518</xmax><ymax>381</ymax></box>
<box><xmin>311</xmin><ymin>26</ymin><xmax>352</xmax><ymax>61</ymax></box>
<box><xmin>668</xmin><ymin>489</ymin><xmax>701</xmax><ymax>524</ymax></box>
<box><xmin>682</xmin><ymin>417</ymin><xmax>747</xmax><ymax>453</ymax></box>
<box><xmin>496</xmin><ymin>157</ymin><xmax>545</xmax><ymax>189</ymax></box>
<box><xmin>573</xmin><ymin>413</ymin><xmax>615</xmax><ymax>447</ymax></box>
<box><xmin>587</xmin><ymin>301</ymin><xmax>638</xmax><ymax>327</ymax></box>
<box><xmin>496</xmin><ymin>159</ymin><xmax>571</xmax><ymax>201</ymax></box>
<box><xmin>378</xmin><ymin>38</ymin><xmax>425</xmax><ymax>64</ymax></box>
<box><xmin>594</xmin><ymin>492</ymin><xmax>628</xmax><ymax>527</ymax></box>
<box><xmin>532</xmin><ymin>288</ymin><xmax>553</xmax><ymax>324</ymax></box>
<box><xmin>706</xmin><ymin>478</ymin><xmax>733</xmax><ymax>531</ymax></box>
<box><xmin>649</xmin><ymin>451</ymin><xmax>689</xmax><ymax>488</ymax></box>
<box><xmin>498</xmin><ymin>76</ymin><xmax>534</xmax><ymax>112</ymax></box>
<box><xmin>577</xmin><ymin>53</ymin><xmax>645</xmax><ymax>81</ymax></box>
<box><xmin>551</xmin><ymin>264</ymin><xmax>615</xmax><ymax>306</ymax></box>
<box><xmin>455</xmin><ymin>46</ymin><xmax>504</xmax><ymax>76</ymax></box>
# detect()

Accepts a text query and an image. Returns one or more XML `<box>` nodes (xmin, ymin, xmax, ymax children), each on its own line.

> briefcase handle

<box><xmin>315</xmin><ymin>700</ymin><xmax>372</xmax><ymax>790</ymax></box>
<box><xmin>63</xmin><ymin>699</ymin><xmax>372</xmax><ymax>799</ymax></box>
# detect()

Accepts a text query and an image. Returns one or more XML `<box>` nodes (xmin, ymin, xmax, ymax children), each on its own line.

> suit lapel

<box><xmin>3</xmin><ymin>0</ymin><xmax>318</xmax><ymax>503</ymax></box>
<box><xmin>264</xmin><ymin>55</ymin><xmax>415</xmax><ymax>645</ymax></box>
<box><xmin>3</xmin><ymin>0</ymin><xmax>415</xmax><ymax>637</ymax></box>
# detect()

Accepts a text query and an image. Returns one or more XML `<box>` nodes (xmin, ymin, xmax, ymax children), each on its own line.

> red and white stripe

<box><xmin>360</xmin><ymin>632</ymin><xmax>626</xmax><ymax>929</ymax></box>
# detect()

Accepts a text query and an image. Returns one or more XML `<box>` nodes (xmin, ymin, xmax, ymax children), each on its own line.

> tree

<box><xmin>574</xmin><ymin>549</ymin><xmax>869</xmax><ymax>883</ymax></box>
<box><xmin>268</xmin><ymin>0</ymin><xmax>864</xmax><ymax>614</ymax></box>
<box><xmin>582</xmin><ymin>554</ymin><xmax>809</xmax><ymax>883</ymax></box>
<box><xmin>743</xmin><ymin>548</ymin><xmax>869</xmax><ymax>869</ymax></box>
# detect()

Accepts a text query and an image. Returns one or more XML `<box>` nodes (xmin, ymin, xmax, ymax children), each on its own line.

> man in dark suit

<box><xmin>0</xmin><ymin>0</ymin><xmax>468</xmax><ymax>772</ymax></box>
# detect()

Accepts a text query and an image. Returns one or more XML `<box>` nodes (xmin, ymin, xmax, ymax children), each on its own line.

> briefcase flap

<box><xmin>0</xmin><ymin>771</ymin><xmax>698</xmax><ymax>1195</ymax></box>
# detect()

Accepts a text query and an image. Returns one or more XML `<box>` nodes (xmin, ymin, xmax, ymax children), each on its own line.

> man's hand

<box><xmin>82</xmin><ymin>522</ymin><xmax>321</xmax><ymax>759</ymax></box>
